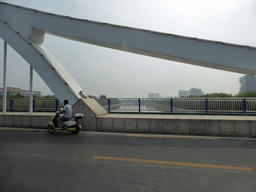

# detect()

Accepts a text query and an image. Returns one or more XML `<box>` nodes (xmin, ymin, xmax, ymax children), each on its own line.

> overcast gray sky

<box><xmin>1</xmin><ymin>0</ymin><xmax>256</xmax><ymax>98</ymax></box>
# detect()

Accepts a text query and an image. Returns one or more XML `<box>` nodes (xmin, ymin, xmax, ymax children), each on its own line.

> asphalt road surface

<box><xmin>0</xmin><ymin>128</ymin><xmax>256</xmax><ymax>192</ymax></box>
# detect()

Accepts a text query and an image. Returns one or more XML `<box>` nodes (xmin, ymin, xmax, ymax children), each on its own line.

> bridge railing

<box><xmin>1</xmin><ymin>97</ymin><xmax>256</xmax><ymax>114</ymax></box>
<box><xmin>105</xmin><ymin>98</ymin><xmax>256</xmax><ymax>114</ymax></box>
<box><xmin>0</xmin><ymin>98</ymin><xmax>63</xmax><ymax>112</ymax></box>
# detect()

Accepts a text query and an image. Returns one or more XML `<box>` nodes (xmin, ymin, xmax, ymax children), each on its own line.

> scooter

<box><xmin>47</xmin><ymin>111</ymin><xmax>84</xmax><ymax>134</ymax></box>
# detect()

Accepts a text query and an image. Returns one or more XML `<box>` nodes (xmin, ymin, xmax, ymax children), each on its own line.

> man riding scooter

<box><xmin>47</xmin><ymin>99</ymin><xmax>83</xmax><ymax>134</ymax></box>
<box><xmin>57</xmin><ymin>100</ymin><xmax>72</xmax><ymax>127</ymax></box>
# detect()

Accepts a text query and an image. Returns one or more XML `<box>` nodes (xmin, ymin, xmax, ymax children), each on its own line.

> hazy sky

<box><xmin>1</xmin><ymin>0</ymin><xmax>256</xmax><ymax>98</ymax></box>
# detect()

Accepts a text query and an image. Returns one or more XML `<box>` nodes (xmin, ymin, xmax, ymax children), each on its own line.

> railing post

<box><xmin>9</xmin><ymin>99</ymin><xmax>13</xmax><ymax>111</ymax></box>
<box><xmin>108</xmin><ymin>99</ymin><xmax>111</xmax><ymax>112</ymax></box>
<box><xmin>55</xmin><ymin>99</ymin><xmax>59</xmax><ymax>111</ymax></box>
<box><xmin>205</xmin><ymin>99</ymin><xmax>208</xmax><ymax>114</ymax></box>
<box><xmin>138</xmin><ymin>99</ymin><xmax>141</xmax><ymax>112</ymax></box>
<box><xmin>33</xmin><ymin>99</ymin><xmax>35</xmax><ymax>112</ymax></box>
<box><xmin>243</xmin><ymin>99</ymin><xmax>246</xmax><ymax>114</ymax></box>
<box><xmin>170</xmin><ymin>99</ymin><xmax>173</xmax><ymax>113</ymax></box>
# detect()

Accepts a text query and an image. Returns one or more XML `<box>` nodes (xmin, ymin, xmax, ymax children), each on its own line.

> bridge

<box><xmin>1</xmin><ymin>2</ymin><xmax>256</xmax><ymax>137</ymax></box>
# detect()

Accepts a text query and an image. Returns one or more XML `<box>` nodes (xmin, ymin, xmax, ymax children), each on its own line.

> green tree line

<box><xmin>184</xmin><ymin>91</ymin><xmax>256</xmax><ymax>98</ymax></box>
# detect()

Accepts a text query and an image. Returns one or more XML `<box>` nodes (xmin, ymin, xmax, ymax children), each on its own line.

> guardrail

<box><xmin>1</xmin><ymin>97</ymin><xmax>256</xmax><ymax>114</ymax></box>
<box><xmin>106</xmin><ymin>98</ymin><xmax>256</xmax><ymax>114</ymax></box>
<box><xmin>0</xmin><ymin>98</ymin><xmax>62</xmax><ymax>112</ymax></box>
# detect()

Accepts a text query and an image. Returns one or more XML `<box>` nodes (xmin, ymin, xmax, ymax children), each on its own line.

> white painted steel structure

<box><xmin>29</xmin><ymin>66</ymin><xmax>33</xmax><ymax>114</ymax></box>
<box><xmin>1</xmin><ymin>2</ymin><xmax>256</xmax><ymax>105</ymax></box>
<box><xmin>3</xmin><ymin>42</ymin><xmax>7</xmax><ymax>113</ymax></box>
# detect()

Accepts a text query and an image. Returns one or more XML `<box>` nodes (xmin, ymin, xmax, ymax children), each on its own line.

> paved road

<box><xmin>0</xmin><ymin>128</ymin><xmax>256</xmax><ymax>192</ymax></box>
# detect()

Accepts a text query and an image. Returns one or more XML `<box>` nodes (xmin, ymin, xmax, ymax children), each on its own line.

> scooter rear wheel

<box><xmin>71</xmin><ymin>125</ymin><xmax>80</xmax><ymax>135</ymax></box>
<box><xmin>47</xmin><ymin>124</ymin><xmax>55</xmax><ymax>133</ymax></box>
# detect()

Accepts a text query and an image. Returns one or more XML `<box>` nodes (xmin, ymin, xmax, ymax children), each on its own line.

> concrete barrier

<box><xmin>97</xmin><ymin>114</ymin><xmax>256</xmax><ymax>137</ymax></box>
<box><xmin>0</xmin><ymin>112</ymin><xmax>53</xmax><ymax>128</ymax></box>
<box><xmin>1</xmin><ymin>112</ymin><xmax>256</xmax><ymax>137</ymax></box>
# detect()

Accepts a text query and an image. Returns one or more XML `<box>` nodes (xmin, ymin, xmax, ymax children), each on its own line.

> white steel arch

<box><xmin>1</xmin><ymin>2</ymin><xmax>256</xmax><ymax>105</ymax></box>
<box><xmin>0</xmin><ymin>20</ymin><xmax>82</xmax><ymax>105</ymax></box>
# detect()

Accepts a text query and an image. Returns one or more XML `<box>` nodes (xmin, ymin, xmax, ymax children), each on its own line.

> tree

<box><xmin>100</xmin><ymin>94</ymin><xmax>107</xmax><ymax>100</ymax></box>
<box><xmin>201</xmin><ymin>93</ymin><xmax>232</xmax><ymax>97</ymax></box>
<box><xmin>235</xmin><ymin>91</ymin><xmax>256</xmax><ymax>97</ymax></box>
<box><xmin>42</xmin><ymin>95</ymin><xmax>56</xmax><ymax>98</ymax></box>
<box><xmin>7</xmin><ymin>94</ymin><xmax>26</xmax><ymax>98</ymax></box>
<box><xmin>88</xmin><ymin>95</ymin><xmax>96</xmax><ymax>99</ymax></box>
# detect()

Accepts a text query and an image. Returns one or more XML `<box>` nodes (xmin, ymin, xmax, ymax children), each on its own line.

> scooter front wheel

<box><xmin>47</xmin><ymin>124</ymin><xmax>55</xmax><ymax>133</ymax></box>
<box><xmin>71</xmin><ymin>125</ymin><xmax>80</xmax><ymax>135</ymax></box>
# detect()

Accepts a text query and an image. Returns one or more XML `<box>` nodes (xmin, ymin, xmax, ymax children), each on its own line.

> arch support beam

<box><xmin>0</xmin><ymin>20</ymin><xmax>83</xmax><ymax>106</ymax></box>
<box><xmin>1</xmin><ymin>2</ymin><xmax>256</xmax><ymax>76</ymax></box>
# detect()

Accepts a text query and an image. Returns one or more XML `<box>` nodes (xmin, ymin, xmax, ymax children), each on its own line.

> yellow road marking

<box><xmin>92</xmin><ymin>156</ymin><xmax>253</xmax><ymax>172</ymax></box>
<box><xmin>126</xmin><ymin>134</ymin><xmax>219</xmax><ymax>140</ymax></box>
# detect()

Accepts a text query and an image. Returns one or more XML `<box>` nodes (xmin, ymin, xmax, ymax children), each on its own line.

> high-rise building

<box><xmin>179</xmin><ymin>88</ymin><xmax>203</xmax><ymax>97</ymax></box>
<box><xmin>148</xmin><ymin>93</ymin><xmax>160</xmax><ymax>98</ymax></box>
<box><xmin>179</xmin><ymin>90</ymin><xmax>190</xmax><ymax>97</ymax></box>
<box><xmin>239</xmin><ymin>75</ymin><xmax>256</xmax><ymax>93</ymax></box>
<box><xmin>190</xmin><ymin>88</ymin><xmax>203</xmax><ymax>96</ymax></box>
<box><xmin>148</xmin><ymin>93</ymin><xmax>155</xmax><ymax>98</ymax></box>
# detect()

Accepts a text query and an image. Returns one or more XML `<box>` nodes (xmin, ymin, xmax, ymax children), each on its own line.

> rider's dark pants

<box><xmin>57</xmin><ymin>116</ymin><xmax>69</xmax><ymax>127</ymax></box>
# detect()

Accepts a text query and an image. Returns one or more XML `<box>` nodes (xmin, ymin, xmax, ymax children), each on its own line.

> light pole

<box><xmin>3</xmin><ymin>41</ymin><xmax>7</xmax><ymax>114</ymax></box>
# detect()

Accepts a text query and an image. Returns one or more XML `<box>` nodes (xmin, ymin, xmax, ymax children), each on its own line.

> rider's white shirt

<box><xmin>63</xmin><ymin>104</ymin><xmax>72</xmax><ymax>118</ymax></box>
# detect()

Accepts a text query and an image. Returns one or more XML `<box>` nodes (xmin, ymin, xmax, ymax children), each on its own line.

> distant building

<box><xmin>8</xmin><ymin>87</ymin><xmax>20</xmax><ymax>95</ymax></box>
<box><xmin>0</xmin><ymin>87</ymin><xmax>20</xmax><ymax>96</ymax></box>
<box><xmin>239</xmin><ymin>75</ymin><xmax>256</xmax><ymax>94</ymax></box>
<box><xmin>20</xmin><ymin>90</ymin><xmax>41</xmax><ymax>97</ymax></box>
<box><xmin>179</xmin><ymin>90</ymin><xmax>190</xmax><ymax>97</ymax></box>
<box><xmin>148</xmin><ymin>93</ymin><xmax>155</xmax><ymax>98</ymax></box>
<box><xmin>148</xmin><ymin>93</ymin><xmax>160</xmax><ymax>98</ymax></box>
<box><xmin>179</xmin><ymin>88</ymin><xmax>203</xmax><ymax>97</ymax></box>
<box><xmin>190</xmin><ymin>88</ymin><xmax>203</xmax><ymax>96</ymax></box>
<box><xmin>0</xmin><ymin>87</ymin><xmax>41</xmax><ymax>97</ymax></box>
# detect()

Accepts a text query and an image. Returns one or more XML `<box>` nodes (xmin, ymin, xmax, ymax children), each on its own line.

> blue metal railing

<box><xmin>205</xmin><ymin>99</ymin><xmax>208</xmax><ymax>114</ymax></box>
<box><xmin>2</xmin><ymin>98</ymin><xmax>256</xmax><ymax>114</ymax></box>
<box><xmin>138</xmin><ymin>99</ymin><xmax>141</xmax><ymax>113</ymax></box>
<box><xmin>9</xmin><ymin>99</ymin><xmax>13</xmax><ymax>111</ymax></box>
<box><xmin>104</xmin><ymin>98</ymin><xmax>256</xmax><ymax>114</ymax></box>
<box><xmin>55</xmin><ymin>99</ymin><xmax>59</xmax><ymax>111</ymax></box>
<box><xmin>2</xmin><ymin>98</ymin><xmax>62</xmax><ymax>112</ymax></box>
<box><xmin>170</xmin><ymin>99</ymin><xmax>173</xmax><ymax>113</ymax></box>
<box><xmin>108</xmin><ymin>99</ymin><xmax>111</xmax><ymax>112</ymax></box>
<box><xmin>243</xmin><ymin>99</ymin><xmax>246</xmax><ymax>114</ymax></box>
